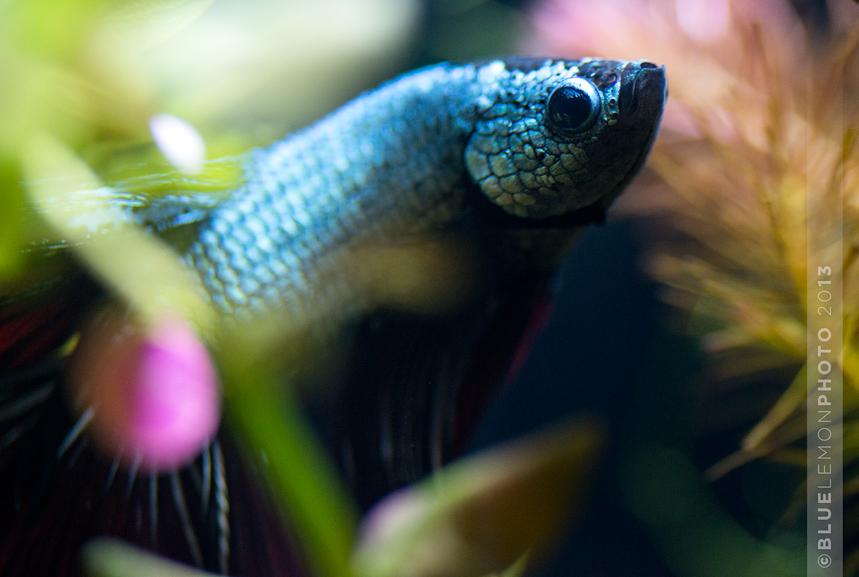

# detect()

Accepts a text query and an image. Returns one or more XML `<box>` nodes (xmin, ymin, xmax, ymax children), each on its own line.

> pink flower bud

<box><xmin>70</xmin><ymin>312</ymin><xmax>220</xmax><ymax>472</ymax></box>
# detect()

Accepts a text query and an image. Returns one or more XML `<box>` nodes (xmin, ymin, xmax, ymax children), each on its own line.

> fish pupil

<box><xmin>547</xmin><ymin>84</ymin><xmax>598</xmax><ymax>134</ymax></box>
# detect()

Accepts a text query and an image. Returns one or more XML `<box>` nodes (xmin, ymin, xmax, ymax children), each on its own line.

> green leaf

<box><xmin>221</xmin><ymin>347</ymin><xmax>359</xmax><ymax>577</ymax></box>
<box><xmin>483</xmin><ymin>555</ymin><xmax>529</xmax><ymax>577</ymax></box>
<box><xmin>83</xmin><ymin>539</ymin><xmax>223</xmax><ymax>577</ymax></box>
<box><xmin>22</xmin><ymin>134</ymin><xmax>215</xmax><ymax>332</ymax></box>
<box><xmin>0</xmin><ymin>154</ymin><xmax>24</xmax><ymax>278</ymax></box>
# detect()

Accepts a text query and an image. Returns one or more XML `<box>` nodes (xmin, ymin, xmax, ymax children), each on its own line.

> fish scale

<box><xmin>189</xmin><ymin>63</ymin><xmax>481</xmax><ymax>314</ymax></box>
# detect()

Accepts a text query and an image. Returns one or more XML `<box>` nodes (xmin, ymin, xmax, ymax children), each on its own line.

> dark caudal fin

<box><xmin>326</xmin><ymin>272</ymin><xmax>556</xmax><ymax>510</ymax></box>
<box><xmin>0</xmin><ymin>425</ymin><xmax>304</xmax><ymax>577</ymax></box>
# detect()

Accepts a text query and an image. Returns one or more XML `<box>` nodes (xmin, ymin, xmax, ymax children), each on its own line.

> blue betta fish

<box><xmin>0</xmin><ymin>57</ymin><xmax>666</xmax><ymax>575</ymax></box>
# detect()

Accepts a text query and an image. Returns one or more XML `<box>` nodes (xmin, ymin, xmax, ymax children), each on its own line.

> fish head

<box><xmin>465</xmin><ymin>58</ymin><xmax>667</xmax><ymax>220</ymax></box>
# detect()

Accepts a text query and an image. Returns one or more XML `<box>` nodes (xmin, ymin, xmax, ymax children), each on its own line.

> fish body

<box><xmin>183</xmin><ymin>57</ymin><xmax>667</xmax><ymax>507</ymax></box>
<box><xmin>189</xmin><ymin>58</ymin><xmax>666</xmax><ymax>317</ymax></box>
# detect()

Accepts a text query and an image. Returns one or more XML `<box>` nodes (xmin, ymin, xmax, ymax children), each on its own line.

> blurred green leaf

<box><xmin>84</xmin><ymin>539</ymin><xmax>223</xmax><ymax>577</ymax></box>
<box><xmin>353</xmin><ymin>419</ymin><xmax>604</xmax><ymax>577</ymax></box>
<box><xmin>115</xmin><ymin>0</ymin><xmax>420</xmax><ymax>130</ymax></box>
<box><xmin>22</xmin><ymin>134</ymin><xmax>214</xmax><ymax>331</ymax></box>
<box><xmin>1</xmin><ymin>0</ymin><xmax>108</xmax><ymax>59</ymax></box>
<box><xmin>483</xmin><ymin>555</ymin><xmax>528</xmax><ymax>577</ymax></box>
<box><xmin>97</xmin><ymin>0</ymin><xmax>216</xmax><ymax>51</ymax></box>
<box><xmin>622</xmin><ymin>443</ymin><xmax>803</xmax><ymax>577</ymax></box>
<box><xmin>222</xmin><ymin>347</ymin><xmax>359</xmax><ymax>577</ymax></box>
<box><xmin>427</xmin><ymin>1</ymin><xmax>522</xmax><ymax>61</ymax></box>
<box><xmin>0</xmin><ymin>155</ymin><xmax>24</xmax><ymax>278</ymax></box>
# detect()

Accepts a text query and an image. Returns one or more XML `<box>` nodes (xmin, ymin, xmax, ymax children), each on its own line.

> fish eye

<box><xmin>546</xmin><ymin>78</ymin><xmax>601</xmax><ymax>136</ymax></box>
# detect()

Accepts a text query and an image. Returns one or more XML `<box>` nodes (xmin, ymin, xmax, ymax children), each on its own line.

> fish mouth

<box><xmin>579</xmin><ymin>62</ymin><xmax>666</xmax><ymax>217</ymax></box>
<box><xmin>619</xmin><ymin>61</ymin><xmax>665</xmax><ymax>116</ymax></box>
<box><xmin>616</xmin><ymin>63</ymin><xmax>666</xmax><ymax>184</ymax></box>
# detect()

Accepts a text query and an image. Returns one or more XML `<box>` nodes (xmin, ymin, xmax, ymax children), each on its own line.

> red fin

<box><xmin>451</xmin><ymin>276</ymin><xmax>555</xmax><ymax>454</ymax></box>
<box><xmin>0</xmin><ymin>279</ymin><xmax>93</xmax><ymax>370</ymax></box>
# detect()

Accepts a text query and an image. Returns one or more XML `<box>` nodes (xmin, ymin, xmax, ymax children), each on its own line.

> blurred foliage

<box><xmin>23</xmin><ymin>134</ymin><xmax>215</xmax><ymax>330</ymax></box>
<box><xmin>223</xmin><ymin>359</ymin><xmax>357</xmax><ymax>577</ymax></box>
<box><xmin>621</xmin><ymin>441</ymin><xmax>803</xmax><ymax>577</ymax></box>
<box><xmin>0</xmin><ymin>0</ymin><xmax>418</xmax><ymax>279</ymax></box>
<box><xmin>84</xmin><ymin>539</ymin><xmax>222</xmax><ymax>577</ymax></box>
<box><xmin>420</xmin><ymin>0</ymin><xmax>523</xmax><ymax>62</ymax></box>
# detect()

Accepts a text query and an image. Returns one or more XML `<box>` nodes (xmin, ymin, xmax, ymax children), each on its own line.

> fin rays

<box><xmin>56</xmin><ymin>406</ymin><xmax>94</xmax><ymax>459</ymax></box>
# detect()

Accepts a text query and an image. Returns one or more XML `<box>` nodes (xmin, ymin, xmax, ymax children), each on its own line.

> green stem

<box><xmin>225</xmin><ymin>367</ymin><xmax>358</xmax><ymax>577</ymax></box>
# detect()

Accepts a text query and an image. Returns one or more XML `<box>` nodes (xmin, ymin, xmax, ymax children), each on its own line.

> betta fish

<box><xmin>0</xmin><ymin>57</ymin><xmax>666</xmax><ymax>575</ymax></box>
